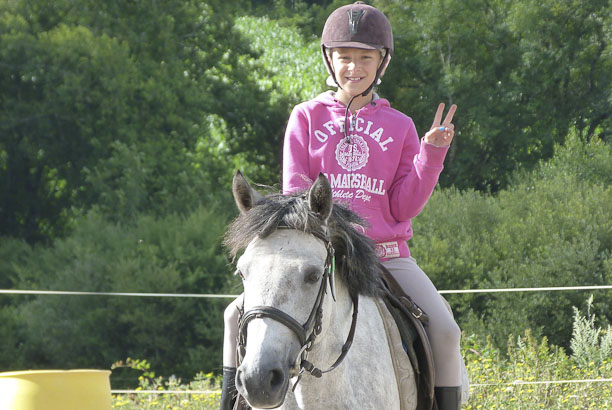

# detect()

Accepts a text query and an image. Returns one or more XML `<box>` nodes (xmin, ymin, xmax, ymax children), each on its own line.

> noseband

<box><xmin>236</xmin><ymin>227</ymin><xmax>359</xmax><ymax>388</ymax></box>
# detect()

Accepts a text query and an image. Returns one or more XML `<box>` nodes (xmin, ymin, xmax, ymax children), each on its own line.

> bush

<box><xmin>3</xmin><ymin>203</ymin><xmax>237</xmax><ymax>385</ymax></box>
<box><xmin>111</xmin><ymin>358</ymin><xmax>222</xmax><ymax>409</ymax></box>
<box><xmin>110</xmin><ymin>317</ymin><xmax>612</xmax><ymax>409</ymax></box>
<box><xmin>411</xmin><ymin>131</ymin><xmax>612</xmax><ymax>349</ymax></box>
<box><xmin>464</xmin><ymin>329</ymin><xmax>612</xmax><ymax>409</ymax></box>
<box><xmin>0</xmin><ymin>237</ymin><xmax>37</xmax><ymax>369</ymax></box>
<box><xmin>571</xmin><ymin>295</ymin><xmax>612</xmax><ymax>369</ymax></box>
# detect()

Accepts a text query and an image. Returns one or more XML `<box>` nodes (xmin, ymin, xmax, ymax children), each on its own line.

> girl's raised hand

<box><xmin>423</xmin><ymin>103</ymin><xmax>457</xmax><ymax>147</ymax></box>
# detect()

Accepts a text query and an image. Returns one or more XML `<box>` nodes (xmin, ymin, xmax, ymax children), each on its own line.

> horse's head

<box><xmin>225</xmin><ymin>171</ymin><xmax>385</xmax><ymax>409</ymax></box>
<box><xmin>228</xmin><ymin>171</ymin><xmax>335</xmax><ymax>408</ymax></box>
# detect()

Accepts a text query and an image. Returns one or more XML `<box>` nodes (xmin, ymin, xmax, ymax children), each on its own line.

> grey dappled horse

<box><xmin>225</xmin><ymin>172</ymin><xmax>417</xmax><ymax>410</ymax></box>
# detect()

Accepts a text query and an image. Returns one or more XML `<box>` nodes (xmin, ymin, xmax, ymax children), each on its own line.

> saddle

<box><xmin>378</xmin><ymin>264</ymin><xmax>437</xmax><ymax>410</ymax></box>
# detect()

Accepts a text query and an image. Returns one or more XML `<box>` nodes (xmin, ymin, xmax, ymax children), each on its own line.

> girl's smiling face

<box><xmin>330</xmin><ymin>47</ymin><xmax>384</xmax><ymax>98</ymax></box>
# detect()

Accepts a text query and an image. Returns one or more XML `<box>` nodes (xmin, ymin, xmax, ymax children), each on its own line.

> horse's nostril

<box><xmin>268</xmin><ymin>368</ymin><xmax>284</xmax><ymax>389</ymax></box>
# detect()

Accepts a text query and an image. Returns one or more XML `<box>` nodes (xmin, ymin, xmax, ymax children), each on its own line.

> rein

<box><xmin>236</xmin><ymin>227</ymin><xmax>360</xmax><ymax>389</ymax></box>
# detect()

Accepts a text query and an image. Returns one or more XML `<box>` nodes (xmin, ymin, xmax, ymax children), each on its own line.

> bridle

<box><xmin>236</xmin><ymin>227</ymin><xmax>359</xmax><ymax>389</ymax></box>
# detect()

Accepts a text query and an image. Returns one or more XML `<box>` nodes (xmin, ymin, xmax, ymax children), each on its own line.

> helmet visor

<box><xmin>323</xmin><ymin>41</ymin><xmax>381</xmax><ymax>51</ymax></box>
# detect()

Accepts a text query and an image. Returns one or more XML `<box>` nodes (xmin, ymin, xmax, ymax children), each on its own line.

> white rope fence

<box><xmin>108</xmin><ymin>378</ymin><xmax>612</xmax><ymax>395</ymax></box>
<box><xmin>439</xmin><ymin>285</ymin><xmax>612</xmax><ymax>294</ymax></box>
<box><xmin>111</xmin><ymin>389</ymin><xmax>219</xmax><ymax>395</ymax></box>
<box><xmin>0</xmin><ymin>289</ymin><xmax>236</xmax><ymax>298</ymax></box>
<box><xmin>1</xmin><ymin>284</ymin><xmax>612</xmax><ymax>298</ymax></box>
<box><xmin>470</xmin><ymin>378</ymin><xmax>612</xmax><ymax>388</ymax></box>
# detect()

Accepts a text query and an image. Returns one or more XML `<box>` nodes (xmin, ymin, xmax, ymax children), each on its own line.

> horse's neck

<box><xmin>289</xmin><ymin>277</ymin><xmax>401</xmax><ymax>410</ymax></box>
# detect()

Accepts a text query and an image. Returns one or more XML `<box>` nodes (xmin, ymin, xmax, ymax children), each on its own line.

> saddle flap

<box><xmin>378</xmin><ymin>265</ymin><xmax>436</xmax><ymax>410</ymax></box>
<box><xmin>382</xmin><ymin>294</ymin><xmax>435</xmax><ymax>410</ymax></box>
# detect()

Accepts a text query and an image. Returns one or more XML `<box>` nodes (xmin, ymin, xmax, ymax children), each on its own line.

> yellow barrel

<box><xmin>0</xmin><ymin>369</ymin><xmax>111</xmax><ymax>410</ymax></box>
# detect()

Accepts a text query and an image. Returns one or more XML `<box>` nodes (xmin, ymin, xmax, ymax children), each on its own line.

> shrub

<box><xmin>464</xmin><ymin>329</ymin><xmax>612</xmax><ymax>409</ymax></box>
<box><xmin>570</xmin><ymin>295</ymin><xmax>612</xmax><ymax>369</ymax></box>
<box><xmin>110</xmin><ymin>324</ymin><xmax>612</xmax><ymax>409</ymax></box>
<box><xmin>8</xmin><ymin>204</ymin><xmax>236</xmax><ymax>386</ymax></box>
<box><xmin>412</xmin><ymin>132</ymin><xmax>612</xmax><ymax>349</ymax></box>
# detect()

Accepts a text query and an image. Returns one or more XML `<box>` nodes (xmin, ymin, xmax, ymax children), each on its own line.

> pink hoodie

<box><xmin>283</xmin><ymin>91</ymin><xmax>448</xmax><ymax>259</ymax></box>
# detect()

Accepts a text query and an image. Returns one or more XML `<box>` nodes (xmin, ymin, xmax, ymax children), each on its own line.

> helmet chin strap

<box><xmin>343</xmin><ymin>95</ymin><xmax>359</xmax><ymax>142</ymax></box>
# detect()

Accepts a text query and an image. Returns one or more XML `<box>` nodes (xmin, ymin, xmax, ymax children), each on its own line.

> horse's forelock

<box><xmin>224</xmin><ymin>194</ymin><xmax>308</xmax><ymax>258</ymax></box>
<box><xmin>224</xmin><ymin>192</ymin><xmax>384</xmax><ymax>297</ymax></box>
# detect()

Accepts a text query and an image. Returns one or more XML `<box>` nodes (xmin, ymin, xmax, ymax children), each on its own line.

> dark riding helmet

<box><xmin>321</xmin><ymin>1</ymin><xmax>393</xmax><ymax>94</ymax></box>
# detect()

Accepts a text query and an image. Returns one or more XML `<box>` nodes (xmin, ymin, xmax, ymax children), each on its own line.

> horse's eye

<box><xmin>305</xmin><ymin>268</ymin><xmax>321</xmax><ymax>284</ymax></box>
<box><xmin>236</xmin><ymin>270</ymin><xmax>245</xmax><ymax>280</ymax></box>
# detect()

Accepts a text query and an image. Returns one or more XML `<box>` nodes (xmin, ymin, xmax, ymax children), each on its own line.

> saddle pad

<box><xmin>374</xmin><ymin>297</ymin><xmax>418</xmax><ymax>410</ymax></box>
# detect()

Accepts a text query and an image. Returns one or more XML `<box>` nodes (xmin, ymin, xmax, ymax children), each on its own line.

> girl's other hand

<box><xmin>423</xmin><ymin>103</ymin><xmax>457</xmax><ymax>147</ymax></box>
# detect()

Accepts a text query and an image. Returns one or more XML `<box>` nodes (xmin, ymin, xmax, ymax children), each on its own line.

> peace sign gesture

<box><xmin>423</xmin><ymin>103</ymin><xmax>457</xmax><ymax>147</ymax></box>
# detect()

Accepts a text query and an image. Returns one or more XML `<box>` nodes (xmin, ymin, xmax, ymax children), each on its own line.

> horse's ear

<box><xmin>232</xmin><ymin>170</ymin><xmax>263</xmax><ymax>214</ymax></box>
<box><xmin>308</xmin><ymin>173</ymin><xmax>333</xmax><ymax>222</ymax></box>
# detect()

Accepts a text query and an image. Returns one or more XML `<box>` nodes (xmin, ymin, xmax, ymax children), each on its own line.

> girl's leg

<box><xmin>220</xmin><ymin>295</ymin><xmax>243</xmax><ymax>410</ymax></box>
<box><xmin>382</xmin><ymin>257</ymin><xmax>462</xmax><ymax>387</ymax></box>
<box><xmin>223</xmin><ymin>295</ymin><xmax>243</xmax><ymax>367</ymax></box>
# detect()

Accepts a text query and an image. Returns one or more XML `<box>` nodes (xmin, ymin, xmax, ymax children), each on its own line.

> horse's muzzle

<box><xmin>236</xmin><ymin>361</ymin><xmax>290</xmax><ymax>409</ymax></box>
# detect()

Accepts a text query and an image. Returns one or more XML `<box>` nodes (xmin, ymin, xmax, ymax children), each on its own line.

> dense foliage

<box><xmin>378</xmin><ymin>0</ymin><xmax>612</xmax><ymax>191</ymax></box>
<box><xmin>0</xmin><ymin>0</ymin><xmax>286</xmax><ymax>242</ymax></box>
<box><xmin>1</xmin><ymin>0</ymin><xmax>611</xmax><ymax>387</ymax></box>
<box><xmin>0</xmin><ymin>206</ymin><xmax>232</xmax><ymax>379</ymax></box>
<box><xmin>412</xmin><ymin>132</ymin><xmax>612</xmax><ymax>349</ymax></box>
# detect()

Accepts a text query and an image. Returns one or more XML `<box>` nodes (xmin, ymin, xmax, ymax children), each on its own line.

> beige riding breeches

<box><xmin>382</xmin><ymin>257</ymin><xmax>462</xmax><ymax>387</ymax></box>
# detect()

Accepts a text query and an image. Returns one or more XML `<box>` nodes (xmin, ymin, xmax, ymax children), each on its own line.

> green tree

<box><xmin>0</xmin><ymin>0</ymin><xmax>285</xmax><ymax>242</ymax></box>
<box><xmin>0</xmin><ymin>13</ymin><xmax>139</xmax><ymax>241</ymax></box>
<box><xmin>377</xmin><ymin>0</ymin><xmax>612</xmax><ymax>191</ymax></box>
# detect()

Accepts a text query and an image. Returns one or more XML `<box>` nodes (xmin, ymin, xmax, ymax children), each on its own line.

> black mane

<box><xmin>224</xmin><ymin>192</ymin><xmax>385</xmax><ymax>297</ymax></box>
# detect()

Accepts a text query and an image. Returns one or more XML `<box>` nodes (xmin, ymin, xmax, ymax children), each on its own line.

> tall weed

<box><xmin>571</xmin><ymin>295</ymin><xmax>612</xmax><ymax>368</ymax></box>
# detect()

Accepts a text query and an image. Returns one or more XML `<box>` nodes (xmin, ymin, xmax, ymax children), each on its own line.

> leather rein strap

<box><xmin>299</xmin><ymin>292</ymin><xmax>359</xmax><ymax>379</ymax></box>
<box><xmin>236</xmin><ymin>228</ymin><xmax>359</xmax><ymax>388</ymax></box>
